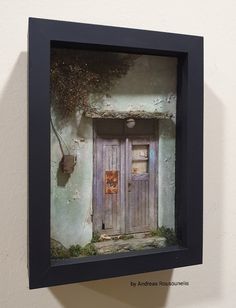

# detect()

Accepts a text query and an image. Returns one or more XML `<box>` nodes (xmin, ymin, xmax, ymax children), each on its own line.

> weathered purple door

<box><xmin>93</xmin><ymin>121</ymin><xmax>157</xmax><ymax>235</ymax></box>
<box><xmin>126</xmin><ymin>137</ymin><xmax>157</xmax><ymax>233</ymax></box>
<box><xmin>94</xmin><ymin>137</ymin><xmax>125</xmax><ymax>235</ymax></box>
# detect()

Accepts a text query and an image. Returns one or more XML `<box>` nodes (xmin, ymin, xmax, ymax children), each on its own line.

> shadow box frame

<box><xmin>28</xmin><ymin>17</ymin><xmax>203</xmax><ymax>289</ymax></box>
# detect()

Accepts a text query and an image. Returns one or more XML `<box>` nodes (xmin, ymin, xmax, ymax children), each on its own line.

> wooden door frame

<box><xmin>93</xmin><ymin>119</ymin><xmax>159</xmax><ymax>235</ymax></box>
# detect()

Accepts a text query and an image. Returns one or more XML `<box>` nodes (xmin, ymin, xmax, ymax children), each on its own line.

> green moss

<box><xmin>50</xmin><ymin>239</ymin><xmax>70</xmax><ymax>259</ymax></box>
<box><xmin>51</xmin><ymin>247</ymin><xmax>70</xmax><ymax>259</ymax></box>
<box><xmin>80</xmin><ymin>243</ymin><xmax>97</xmax><ymax>256</ymax></box>
<box><xmin>51</xmin><ymin>238</ymin><xmax>98</xmax><ymax>259</ymax></box>
<box><xmin>91</xmin><ymin>231</ymin><xmax>100</xmax><ymax>243</ymax></box>
<box><xmin>150</xmin><ymin>229</ymin><xmax>159</xmax><ymax>237</ymax></box>
<box><xmin>150</xmin><ymin>227</ymin><xmax>177</xmax><ymax>245</ymax></box>
<box><xmin>133</xmin><ymin>244</ymin><xmax>145</xmax><ymax>251</ymax></box>
<box><xmin>68</xmin><ymin>244</ymin><xmax>81</xmax><ymax>257</ymax></box>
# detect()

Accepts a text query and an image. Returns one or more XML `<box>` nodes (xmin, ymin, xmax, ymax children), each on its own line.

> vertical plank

<box><xmin>141</xmin><ymin>180</ymin><xmax>144</xmax><ymax>227</ymax></box>
<box><xmin>126</xmin><ymin>137</ymin><xmax>157</xmax><ymax>233</ymax></box>
<box><xmin>148</xmin><ymin>138</ymin><xmax>157</xmax><ymax>229</ymax></box>
<box><xmin>95</xmin><ymin>137</ymin><xmax>104</xmax><ymax>233</ymax></box>
<box><xmin>145</xmin><ymin>180</ymin><xmax>149</xmax><ymax>227</ymax></box>
<box><xmin>125</xmin><ymin>137</ymin><xmax>129</xmax><ymax>233</ymax></box>
<box><xmin>136</xmin><ymin>181</ymin><xmax>138</xmax><ymax>228</ymax></box>
<box><xmin>95</xmin><ymin>139</ymin><xmax>122</xmax><ymax>235</ymax></box>
<box><xmin>138</xmin><ymin>181</ymin><xmax>141</xmax><ymax>227</ymax></box>
<box><xmin>120</xmin><ymin>139</ymin><xmax>125</xmax><ymax>234</ymax></box>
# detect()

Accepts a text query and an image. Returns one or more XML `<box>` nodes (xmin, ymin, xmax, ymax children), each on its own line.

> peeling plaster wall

<box><xmin>50</xmin><ymin>115</ymin><xmax>93</xmax><ymax>248</ymax></box>
<box><xmin>99</xmin><ymin>55</ymin><xmax>177</xmax><ymax>114</ymax></box>
<box><xmin>51</xmin><ymin>54</ymin><xmax>177</xmax><ymax>247</ymax></box>
<box><xmin>158</xmin><ymin>119</ymin><xmax>176</xmax><ymax>229</ymax></box>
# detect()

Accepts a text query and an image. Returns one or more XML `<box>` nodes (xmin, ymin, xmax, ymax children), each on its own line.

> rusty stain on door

<box><xmin>105</xmin><ymin>171</ymin><xmax>119</xmax><ymax>194</ymax></box>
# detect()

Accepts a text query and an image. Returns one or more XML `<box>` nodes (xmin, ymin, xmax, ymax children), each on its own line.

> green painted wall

<box><xmin>50</xmin><ymin>115</ymin><xmax>93</xmax><ymax>247</ymax></box>
<box><xmin>51</xmin><ymin>54</ymin><xmax>177</xmax><ymax>248</ymax></box>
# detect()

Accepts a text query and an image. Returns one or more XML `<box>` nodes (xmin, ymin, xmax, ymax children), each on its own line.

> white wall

<box><xmin>0</xmin><ymin>1</ymin><xmax>236</xmax><ymax>307</ymax></box>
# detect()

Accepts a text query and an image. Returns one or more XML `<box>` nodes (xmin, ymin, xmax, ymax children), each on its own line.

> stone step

<box><xmin>94</xmin><ymin>236</ymin><xmax>166</xmax><ymax>254</ymax></box>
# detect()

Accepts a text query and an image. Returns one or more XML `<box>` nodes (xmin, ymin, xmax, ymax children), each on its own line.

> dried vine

<box><xmin>50</xmin><ymin>48</ymin><xmax>138</xmax><ymax>119</ymax></box>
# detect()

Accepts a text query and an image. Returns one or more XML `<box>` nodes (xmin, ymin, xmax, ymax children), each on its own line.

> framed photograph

<box><xmin>28</xmin><ymin>17</ymin><xmax>203</xmax><ymax>289</ymax></box>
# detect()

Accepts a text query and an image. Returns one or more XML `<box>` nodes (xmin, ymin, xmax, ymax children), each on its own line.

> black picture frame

<box><xmin>28</xmin><ymin>17</ymin><xmax>203</xmax><ymax>289</ymax></box>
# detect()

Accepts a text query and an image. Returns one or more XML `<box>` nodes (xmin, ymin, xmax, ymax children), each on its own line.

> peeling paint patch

<box><xmin>164</xmin><ymin>155</ymin><xmax>172</xmax><ymax>162</ymax></box>
<box><xmin>150</xmin><ymin>148</ymin><xmax>155</xmax><ymax>161</ymax></box>
<box><xmin>72</xmin><ymin>189</ymin><xmax>81</xmax><ymax>200</ymax></box>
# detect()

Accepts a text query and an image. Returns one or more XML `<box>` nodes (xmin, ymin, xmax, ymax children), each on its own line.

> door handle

<box><xmin>128</xmin><ymin>181</ymin><xmax>132</xmax><ymax>192</ymax></box>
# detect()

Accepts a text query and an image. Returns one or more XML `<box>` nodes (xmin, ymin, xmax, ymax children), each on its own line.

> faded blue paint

<box><xmin>149</xmin><ymin>148</ymin><xmax>155</xmax><ymax>162</ymax></box>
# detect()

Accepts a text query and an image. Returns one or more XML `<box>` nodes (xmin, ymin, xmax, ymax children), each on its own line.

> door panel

<box><xmin>126</xmin><ymin>138</ymin><xmax>156</xmax><ymax>233</ymax></box>
<box><xmin>94</xmin><ymin>137</ymin><xmax>124</xmax><ymax>235</ymax></box>
<box><xmin>94</xmin><ymin>134</ymin><xmax>157</xmax><ymax>236</ymax></box>
<box><xmin>103</xmin><ymin>142</ymin><xmax>120</xmax><ymax>232</ymax></box>
<box><xmin>127</xmin><ymin>178</ymin><xmax>150</xmax><ymax>233</ymax></box>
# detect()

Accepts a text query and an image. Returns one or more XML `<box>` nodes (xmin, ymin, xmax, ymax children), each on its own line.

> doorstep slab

<box><xmin>94</xmin><ymin>236</ymin><xmax>166</xmax><ymax>254</ymax></box>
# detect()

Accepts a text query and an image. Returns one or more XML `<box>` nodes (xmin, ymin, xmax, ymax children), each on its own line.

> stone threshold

<box><xmin>94</xmin><ymin>235</ymin><xmax>166</xmax><ymax>254</ymax></box>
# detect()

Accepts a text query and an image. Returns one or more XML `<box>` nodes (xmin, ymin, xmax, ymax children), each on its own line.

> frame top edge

<box><xmin>28</xmin><ymin>17</ymin><xmax>204</xmax><ymax>41</ymax></box>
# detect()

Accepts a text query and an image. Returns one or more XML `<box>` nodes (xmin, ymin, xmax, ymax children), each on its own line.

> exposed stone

<box><xmin>94</xmin><ymin>236</ymin><xmax>166</xmax><ymax>254</ymax></box>
<box><xmin>50</xmin><ymin>238</ymin><xmax>70</xmax><ymax>259</ymax></box>
<box><xmin>85</xmin><ymin>110</ymin><xmax>172</xmax><ymax>119</ymax></box>
<box><xmin>51</xmin><ymin>238</ymin><xmax>66</xmax><ymax>250</ymax></box>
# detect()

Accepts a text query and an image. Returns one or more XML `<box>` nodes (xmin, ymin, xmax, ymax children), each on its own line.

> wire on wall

<box><xmin>50</xmin><ymin>116</ymin><xmax>70</xmax><ymax>156</ymax></box>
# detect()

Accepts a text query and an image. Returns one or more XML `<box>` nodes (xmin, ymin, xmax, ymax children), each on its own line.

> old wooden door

<box><xmin>94</xmin><ymin>136</ymin><xmax>125</xmax><ymax>235</ymax></box>
<box><xmin>126</xmin><ymin>137</ymin><xmax>157</xmax><ymax>233</ymax></box>
<box><xmin>93</xmin><ymin>120</ymin><xmax>157</xmax><ymax>235</ymax></box>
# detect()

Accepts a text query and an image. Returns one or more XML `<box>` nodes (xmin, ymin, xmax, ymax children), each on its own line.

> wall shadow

<box><xmin>56</xmin><ymin>164</ymin><xmax>71</xmax><ymax>187</ymax></box>
<box><xmin>50</xmin><ymin>270</ymin><xmax>173</xmax><ymax>308</ymax></box>
<box><xmin>186</xmin><ymin>84</ymin><xmax>224</xmax><ymax>304</ymax></box>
